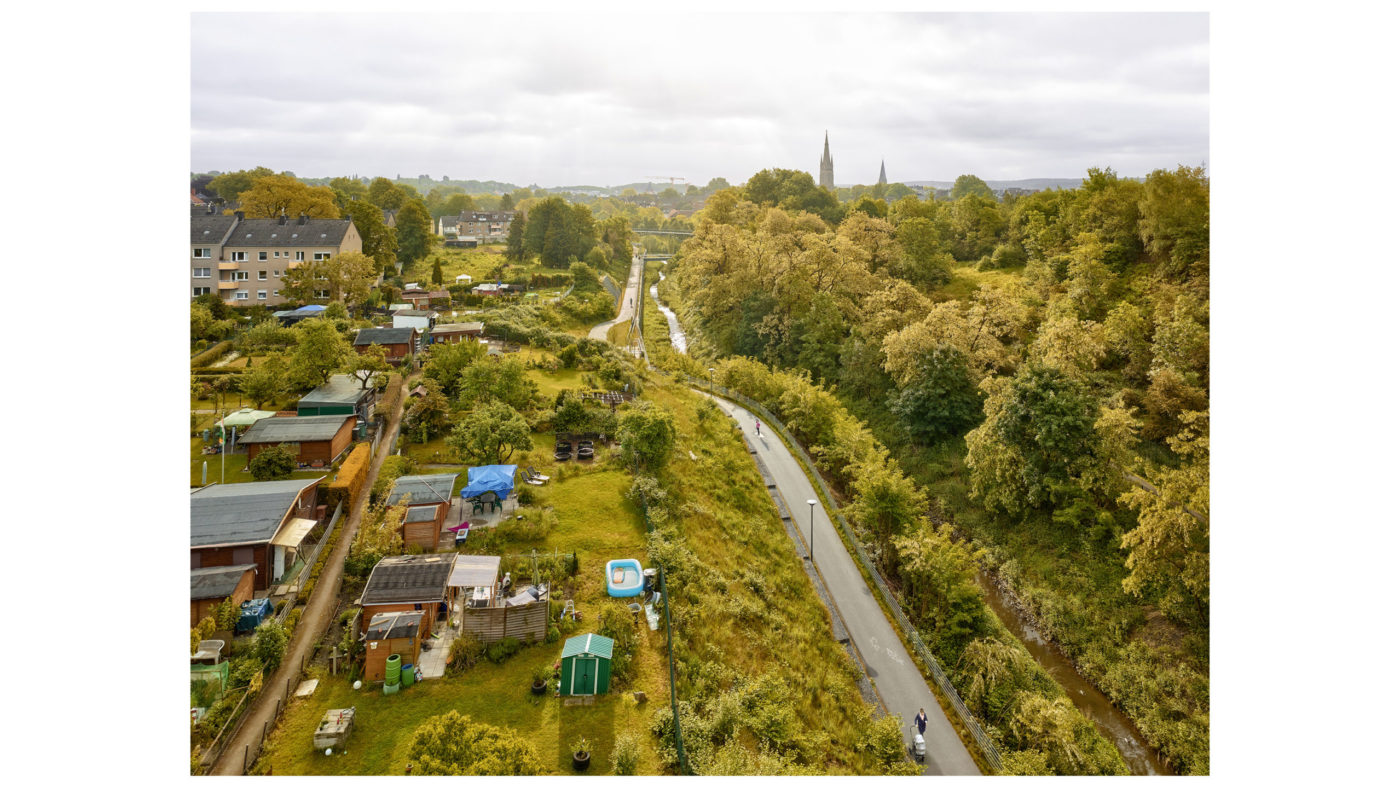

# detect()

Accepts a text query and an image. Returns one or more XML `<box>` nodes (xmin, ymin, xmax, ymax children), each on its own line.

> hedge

<box><xmin>321</xmin><ymin>442</ymin><xmax>371</xmax><ymax>512</ymax></box>
<box><xmin>191</xmin><ymin>341</ymin><xmax>234</xmax><ymax>368</ymax></box>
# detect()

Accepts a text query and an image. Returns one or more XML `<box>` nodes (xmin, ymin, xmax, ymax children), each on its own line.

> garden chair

<box><xmin>470</xmin><ymin>498</ymin><xmax>484</xmax><ymax>516</ymax></box>
<box><xmin>482</xmin><ymin>490</ymin><xmax>499</xmax><ymax>513</ymax></box>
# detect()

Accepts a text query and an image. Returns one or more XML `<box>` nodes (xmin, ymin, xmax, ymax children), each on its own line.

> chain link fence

<box><xmin>687</xmin><ymin>377</ymin><xmax>1003</xmax><ymax>773</ymax></box>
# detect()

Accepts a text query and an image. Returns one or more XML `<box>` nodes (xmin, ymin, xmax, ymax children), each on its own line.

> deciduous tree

<box><xmin>448</xmin><ymin>401</ymin><xmax>532</xmax><ymax>465</ymax></box>
<box><xmin>617</xmin><ymin>400</ymin><xmax>676</xmax><ymax>472</ymax></box>
<box><xmin>887</xmin><ymin>345</ymin><xmax>984</xmax><ymax>442</ymax></box>
<box><xmin>395</xmin><ymin>199</ymin><xmax>435</xmax><ymax>265</ymax></box>
<box><xmin>249</xmin><ymin>443</ymin><xmax>296</xmax><ymax>481</ymax></box>
<box><xmin>240</xmin><ymin>354</ymin><xmax>290</xmax><ymax>408</ymax></box>
<box><xmin>280</xmin><ymin>251</ymin><xmax>379</xmax><ymax>308</ymax></box>
<box><xmin>286</xmin><ymin>318</ymin><xmax>355</xmax><ymax>389</ymax></box>
<box><xmin>236</xmin><ymin>173</ymin><xmax>340</xmax><ymax>219</ymax></box>
<box><xmin>406</xmin><ymin>711</ymin><xmax>545</xmax><ymax>775</ymax></box>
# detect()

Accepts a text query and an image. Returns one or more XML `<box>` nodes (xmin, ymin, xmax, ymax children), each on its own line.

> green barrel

<box><xmin>401</xmin><ymin>663</ymin><xmax>415</xmax><ymax>687</ymax></box>
<box><xmin>385</xmin><ymin>654</ymin><xmax>401</xmax><ymax>686</ymax></box>
<box><xmin>382</xmin><ymin>681</ymin><xmax>399</xmax><ymax>695</ymax></box>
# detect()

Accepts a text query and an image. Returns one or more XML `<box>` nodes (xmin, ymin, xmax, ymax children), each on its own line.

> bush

<box><xmin>485</xmin><ymin>637</ymin><xmax>522</xmax><ymax>664</ymax></box>
<box><xmin>249</xmin><ymin>443</ymin><xmax>297</xmax><ymax>480</ymax></box>
<box><xmin>610</xmin><ymin>731</ymin><xmax>642</xmax><ymax>775</ymax></box>
<box><xmin>597</xmin><ymin>605</ymin><xmax>638</xmax><ymax>685</ymax></box>
<box><xmin>323</xmin><ymin>442</ymin><xmax>371</xmax><ymax>511</ymax></box>
<box><xmin>546</xmin><ymin>625</ymin><xmax>560</xmax><ymax>644</ymax></box>
<box><xmin>191</xmin><ymin>340</ymin><xmax>234</xmax><ymax>368</ymax></box>
<box><xmin>370</xmin><ymin>454</ymin><xmax>417</xmax><ymax>506</ymax></box>
<box><xmin>449</xmin><ymin>631</ymin><xmax>485</xmax><ymax>674</ymax></box>
<box><xmin>252</xmin><ymin>619</ymin><xmax>288</xmax><ymax>669</ymax></box>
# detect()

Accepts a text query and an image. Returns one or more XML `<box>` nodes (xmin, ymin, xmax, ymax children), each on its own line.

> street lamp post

<box><xmin>708</xmin><ymin>367</ymin><xmax>715</xmax><ymax>394</ymax></box>
<box><xmin>807</xmin><ymin>499</ymin><xmax>818</xmax><ymax>563</ymax></box>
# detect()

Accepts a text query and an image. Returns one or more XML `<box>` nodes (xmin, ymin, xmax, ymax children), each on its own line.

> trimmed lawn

<box><xmin>189</xmin><ymin>437</ymin><xmax>324</xmax><ymax>487</ymax></box>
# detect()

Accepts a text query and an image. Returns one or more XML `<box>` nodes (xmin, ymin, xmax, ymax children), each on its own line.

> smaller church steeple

<box><xmin>819</xmin><ymin>131</ymin><xmax>835</xmax><ymax>190</ymax></box>
<box><xmin>878</xmin><ymin>160</ymin><xmax>887</xmax><ymax>186</ymax></box>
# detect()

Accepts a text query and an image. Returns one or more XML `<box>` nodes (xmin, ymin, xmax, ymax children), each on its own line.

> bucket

<box><xmin>382</xmin><ymin>681</ymin><xmax>399</xmax><ymax>695</ymax></box>
<box><xmin>400</xmin><ymin>663</ymin><xmax>415</xmax><ymax>687</ymax></box>
<box><xmin>385</xmin><ymin>654</ymin><xmax>402</xmax><ymax>685</ymax></box>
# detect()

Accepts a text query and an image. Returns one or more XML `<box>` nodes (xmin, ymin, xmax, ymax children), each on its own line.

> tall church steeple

<box><xmin>819</xmin><ymin>131</ymin><xmax>835</xmax><ymax>190</ymax></box>
<box><xmin>878</xmin><ymin>159</ymin><xmax>887</xmax><ymax>186</ymax></box>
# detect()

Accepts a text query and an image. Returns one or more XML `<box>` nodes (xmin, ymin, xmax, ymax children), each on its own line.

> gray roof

<box><xmin>365</xmin><ymin>611</ymin><xmax>422</xmax><ymax>641</ymax></box>
<box><xmin>190</xmin><ymin>478</ymin><xmax>323</xmax><ymax>548</ymax></box>
<box><xmin>190</xmin><ymin>564</ymin><xmax>256</xmax><ymax>600</ymax></box>
<box><xmin>362</xmin><ymin>554</ymin><xmax>457</xmax><ymax>605</ymax></box>
<box><xmin>393</xmin><ymin>309</ymin><xmax>437</xmax><ymax>318</ymax></box>
<box><xmin>222</xmin><ymin>217</ymin><xmax>353</xmax><ymax>248</ymax></box>
<box><xmin>355</xmin><ymin>327</ymin><xmax>417</xmax><ymax>346</ymax></box>
<box><xmin>431</xmin><ymin>321</ymin><xmax>484</xmax><ymax>334</ymax></box>
<box><xmin>460</xmin><ymin>211</ymin><xmax>516</xmax><ymax>222</ymax></box>
<box><xmin>404</xmin><ymin>506</ymin><xmax>438</xmax><ymax>523</ymax></box>
<box><xmin>298</xmin><ymin>374</ymin><xmax>373</xmax><ymax>408</ymax></box>
<box><xmin>239</xmin><ymin>414</ymin><xmax>353</xmax><ymax>444</ymax></box>
<box><xmin>440</xmin><ymin>216</ymin><xmax>460</xmax><ymax>228</ymax></box>
<box><xmin>191</xmin><ymin>214</ymin><xmax>237</xmax><ymax>245</ymax></box>
<box><xmin>389</xmin><ymin>473</ymin><xmax>459</xmax><ymax>506</ymax></box>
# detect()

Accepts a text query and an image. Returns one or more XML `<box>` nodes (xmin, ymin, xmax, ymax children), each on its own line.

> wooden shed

<box><xmin>359</xmin><ymin>554</ymin><xmax>458</xmax><ymax>638</ymax></box>
<box><xmin>560</xmin><ymin>633</ymin><xmax>613</xmax><ymax>696</ymax></box>
<box><xmin>363</xmin><ymin>611</ymin><xmax>423</xmax><ymax>683</ymax></box>
<box><xmin>238</xmin><ymin>414</ymin><xmax>356</xmax><ymax>467</ymax></box>
<box><xmin>387</xmin><ymin>473</ymin><xmax>459</xmax><ymax>551</ymax></box>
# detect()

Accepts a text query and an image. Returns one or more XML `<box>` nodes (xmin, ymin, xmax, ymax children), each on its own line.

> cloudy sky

<box><xmin>191</xmin><ymin>12</ymin><xmax>1208</xmax><ymax>187</ymax></box>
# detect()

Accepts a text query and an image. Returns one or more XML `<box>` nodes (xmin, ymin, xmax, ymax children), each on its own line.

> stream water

<box><xmin>656</xmin><ymin>268</ymin><xmax>1167</xmax><ymax>773</ymax></box>
<box><xmin>650</xmin><ymin>272</ymin><xmax>688</xmax><ymax>354</ymax></box>
<box><xmin>974</xmin><ymin>572</ymin><xmax>1173</xmax><ymax>775</ymax></box>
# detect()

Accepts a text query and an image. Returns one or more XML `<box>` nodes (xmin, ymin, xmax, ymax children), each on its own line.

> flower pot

<box><xmin>572</xmin><ymin>752</ymin><xmax>591</xmax><ymax>771</ymax></box>
<box><xmin>531</xmin><ymin>680</ymin><xmax>547</xmax><ymax>696</ymax></box>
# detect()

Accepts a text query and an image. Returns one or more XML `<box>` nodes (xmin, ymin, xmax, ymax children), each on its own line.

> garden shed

<box><xmin>363</xmin><ymin>611</ymin><xmax>423</xmax><ymax>682</ymax></box>
<box><xmin>560</xmin><ymin>633</ymin><xmax>613</xmax><ymax>696</ymax></box>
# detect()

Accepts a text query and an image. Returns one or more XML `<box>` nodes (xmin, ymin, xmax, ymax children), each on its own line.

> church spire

<box><xmin>878</xmin><ymin>159</ymin><xmax>887</xmax><ymax>186</ymax></box>
<box><xmin>819</xmin><ymin>131</ymin><xmax>835</xmax><ymax>190</ymax></box>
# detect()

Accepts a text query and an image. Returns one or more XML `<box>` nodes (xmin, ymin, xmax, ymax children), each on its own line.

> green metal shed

<box><xmin>559</xmin><ymin>633</ymin><xmax>613</xmax><ymax>696</ymax></box>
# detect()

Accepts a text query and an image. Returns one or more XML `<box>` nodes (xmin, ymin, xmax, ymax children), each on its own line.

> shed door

<box><xmin>576</xmin><ymin>656</ymin><xmax>595</xmax><ymax>695</ymax></box>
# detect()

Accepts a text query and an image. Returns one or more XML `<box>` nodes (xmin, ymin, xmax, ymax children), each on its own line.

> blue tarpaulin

<box><xmin>236</xmin><ymin>597</ymin><xmax>273</xmax><ymax>634</ymax></box>
<box><xmin>462</xmin><ymin>464</ymin><xmax>517</xmax><ymax>499</ymax></box>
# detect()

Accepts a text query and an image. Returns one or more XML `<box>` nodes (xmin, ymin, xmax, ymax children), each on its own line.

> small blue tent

<box><xmin>462</xmin><ymin>464</ymin><xmax>517</xmax><ymax>499</ymax></box>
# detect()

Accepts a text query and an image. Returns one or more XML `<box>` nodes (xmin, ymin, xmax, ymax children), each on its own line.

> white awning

<box><xmin>270</xmin><ymin>517</ymin><xmax>317</xmax><ymax>548</ymax></box>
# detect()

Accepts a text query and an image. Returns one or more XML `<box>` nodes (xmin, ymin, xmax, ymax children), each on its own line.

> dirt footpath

<box><xmin>210</xmin><ymin>378</ymin><xmax>409</xmax><ymax>775</ymax></box>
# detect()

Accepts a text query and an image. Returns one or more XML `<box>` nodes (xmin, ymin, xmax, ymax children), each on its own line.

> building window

<box><xmin>192</xmin><ymin>286</ymin><xmax>211</xmax><ymax>296</ymax></box>
<box><xmin>258</xmin><ymin>271</ymin><xmax>268</xmax><ymax>280</ymax></box>
<box><xmin>273</xmin><ymin>251</ymin><xmax>281</xmax><ymax>258</ymax></box>
<box><xmin>235</xmin><ymin>290</ymin><xmax>249</xmax><ymax>301</ymax></box>
<box><xmin>231</xmin><ymin>251</ymin><xmax>247</xmax><ymax>262</ymax></box>
<box><xmin>193</xmin><ymin>248</ymin><xmax>211</xmax><ymax>259</ymax></box>
<box><xmin>234</xmin><ymin>271</ymin><xmax>249</xmax><ymax>281</ymax></box>
<box><xmin>315</xmin><ymin>289</ymin><xmax>330</xmax><ymax>299</ymax></box>
<box><xmin>272</xmin><ymin>290</ymin><xmax>280</xmax><ymax>297</ymax></box>
<box><xmin>295</xmin><ymin>251</ymin><xmax>305</xmax><ymax>261</ymax></box>
<box><xmin>258</xmin><ymin>251</ymin><xmax>268</xmax><ymax>261</ymax></box>
<box><xmin>192</xmin><ymin>267</ymin><xmax>210</xmax><ymax>278</ymax></box>
<box><xmin>313</xmin><ymin>252</ymin><xmax>330</xmax><ymax>261</ymax></box>
<box><xmin>273</xmin><ymin>270</ymin><xmax>281</xmax><ymax>277</ymax></box>
<box><xmin>257</xmin><ymin>290</ymin><xmax>267</xmax><ymax>300</ymax></box>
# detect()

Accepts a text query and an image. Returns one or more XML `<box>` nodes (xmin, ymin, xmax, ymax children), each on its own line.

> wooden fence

<box><xmin>460</xmin><ymin>600</ymin><xmax>549</xmax><ymax>643</ymax></box>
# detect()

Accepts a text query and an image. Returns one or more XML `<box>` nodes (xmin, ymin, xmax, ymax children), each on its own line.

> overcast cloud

<box><xmin>191</xmin><ymin>12</ymin><xmax>1208</xmax><ymax>186</ymax></box>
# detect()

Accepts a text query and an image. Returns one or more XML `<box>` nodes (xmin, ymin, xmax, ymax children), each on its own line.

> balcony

<box><xmin>217</xmin><ymin>280</ymin><xmax>238</xmax><ymax>290</ymax></box>
<box><xmin>218</xmin><ymin>260</ymin><xmax>241</xmax><ymax>270</ymax></box>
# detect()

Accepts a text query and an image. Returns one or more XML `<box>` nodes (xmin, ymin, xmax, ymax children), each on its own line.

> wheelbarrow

<box><xmin>909</xmin><ymin>724</ymin><xmax>926</xmax><ymax>763</ymax></box>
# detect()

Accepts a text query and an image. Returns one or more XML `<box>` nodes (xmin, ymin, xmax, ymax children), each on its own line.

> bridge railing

<box><xmin>687</xmin><ymin>376</ymin><xmax>1003</xmax><ymax>774</ymax></box>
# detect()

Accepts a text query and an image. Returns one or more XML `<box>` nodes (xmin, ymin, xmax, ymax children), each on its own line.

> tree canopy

<box><xmin>406</xmin><ymin>711</ymin><xmax>545</xmax><ymax>775</ymax></box>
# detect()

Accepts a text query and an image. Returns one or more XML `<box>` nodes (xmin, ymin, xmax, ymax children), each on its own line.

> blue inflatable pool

<box><xmin>606</xmin><ymin>558</ymin><xmax>644</xmax><ymax>597</ymax></box>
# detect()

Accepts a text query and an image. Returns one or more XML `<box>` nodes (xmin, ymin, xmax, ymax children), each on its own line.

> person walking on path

<box><xmin>755</xmin><ymin>418</ymin><xmax>761</xmax><ymax>437</ymax></box>
<box><xmin>916</xmin><ymin>708</ymin><xmax>928</xmax><ymax>736</ymax></box>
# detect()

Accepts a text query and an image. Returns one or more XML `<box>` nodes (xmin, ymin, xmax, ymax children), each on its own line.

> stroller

<box><xmin>908</xmin><ymin>724</ymin><xmax>926</xmax><ymax>763</ymax></box>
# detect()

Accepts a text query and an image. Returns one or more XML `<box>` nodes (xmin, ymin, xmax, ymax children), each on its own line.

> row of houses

<box><xmin>437</xmin><ymin>210</ymin><xmax>516</xmax><ymax>241</ymax></box>
<box><xmin>190</xmin><ymin>208</ymin><xmax>363</xmax><ymax>307</ymax></box>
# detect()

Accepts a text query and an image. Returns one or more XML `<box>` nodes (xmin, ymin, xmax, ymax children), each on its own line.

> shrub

<box><xmin>285</xmin><ymin>607</ymin><xmax>303</xmax><ymax>632</ymax></box>
<box><xmin>191</xmin><ymin>340</ymin><xmax>234</xmax><ymax>368</ymax></box>
<box><xmin>546</xmin><ymin>626</ymin><xmax>560</xmax><ymax>644</ymax></box>
<box><xmin>597</xmin><ymin>605</ymin><xmax>638</xmax><ymax>685</ymax></box>
<box><xmin>448</xmin><ymin>631</ymin><xmax>485</xmax><ymax>674</ymax></box>
<box><xmin>406</xmin><ymin>711</ymin><xmax>546</xmax><ymax>775</ymax></box>
<box><xmin>249</xmin><ymin>443</ymin><xmax>297</xmax><ymax>481</ymax></box>
<box><xmin>610</xmin><ymin>731</ymin><xmax>642</xmax><ymax>775</ymax></box>
<box><xmin>370</xmin><ymin>454</ymin><xmax>416</xmax><ymax>505</ymax></box>
<box><xmin>252</xmin><ymin>619</ymin><xmax>287</xmax><ymax>670</ymax></box>
<box><xmin>323</xmin><ymin>442</ymin><xmax>371</xmax><ymax>511</ymax></box>
<box><xmin>485</xmin><ymin>637</ymin><xmax>522</xmax><ymax>664</ymax></box>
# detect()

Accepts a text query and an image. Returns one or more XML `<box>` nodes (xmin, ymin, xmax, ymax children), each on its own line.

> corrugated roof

<box><xmin>223</xmin><ymin>217</ymin><xmax>353</xmax><ymax>248</ymax></box>
<box><xmin>190</xmin><ymin>478</ymin><xmax>323</xmax><ymax>547</ymax></box>
<box><xmin>561</xmin><ymin>633</ymin><xmax>613</xmax><ymax>659</ymax></box>
<box><xmin>298</xmin><ymin>374</ymin><xmax>372</xmax><ymax>408</ymax></box>
<box><xmin>239</xmin><ymin>414</ymin><xmax>353</xmax><ymax>444</ymax></box>
<box><xmin>448</xmin><ymin>555</ymin><xmax>500</xmax><ymax>588</ymax></box>
<box><xmin>388</xmin><ymin>473</ymin><xmax>459</xmax><ymax>506</ymax></box>
<box><xmin>362</xmin><ymin>554</ymin><xmax>457</xmax><ymax>605</ymax></box>
<box><xmin>190</xmin><ymin>564</ymin><xmax>256</xmax><ymax>600</ymax></box>
<box><xmin>365</xmin><ymin>611</ymin><xmax>423</xmax><ymax>641</ymax></box>
<box><xmin>431</xmin><ymin>321</ymin><xmax>484</xmax><ymax>334</ymax></box>
<box><xmin>354</xmin><ymin>327</ymin><xmax>417</xmax><ymax>346</ymax></box>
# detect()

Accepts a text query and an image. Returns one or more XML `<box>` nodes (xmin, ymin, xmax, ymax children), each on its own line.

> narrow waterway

<box><xmin>974</xmin><ymin>572</ymin><xmax>1174</xmax><ymax>775</ymax></box>
<box><xmin>650</xmin><ymin>271</ymin><xmax>688</xmax><ymax>354</ymax></box>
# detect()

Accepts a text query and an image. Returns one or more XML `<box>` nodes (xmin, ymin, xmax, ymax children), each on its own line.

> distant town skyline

<box><xmin>192</xmin><ymin>12</ymin><xmax>1208</xmax><ymax>186</ymax></box>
